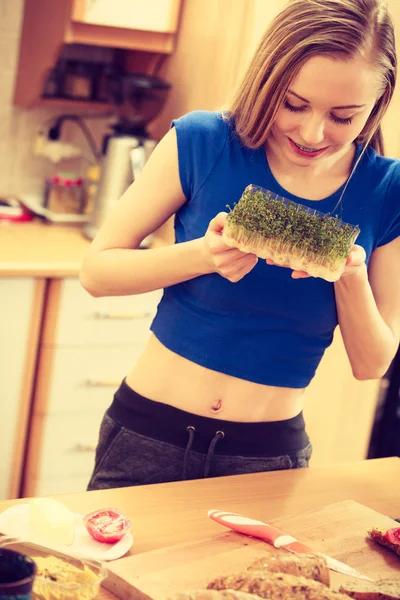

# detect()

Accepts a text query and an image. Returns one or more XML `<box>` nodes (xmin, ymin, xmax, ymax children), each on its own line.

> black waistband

<box><xmin>107</xmin><ymin>380</ymin><xmax>309</xmax><ymax>457</ymax></box>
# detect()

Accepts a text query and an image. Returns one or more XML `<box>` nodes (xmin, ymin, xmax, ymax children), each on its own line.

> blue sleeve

<box><xmin>377</xmin><ymin>160</ymin><xmax>400</xmax><ymax>247</ymax></box>
<box><xmin>171</xmin><ymin>111</ymin><xmax>229</xmax><ymax>201</ymax></box>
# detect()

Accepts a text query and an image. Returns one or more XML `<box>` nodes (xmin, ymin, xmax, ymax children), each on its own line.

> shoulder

<box><xmin>171</xmin><ymin>110</ymin><xmax>232</xmax><ymax>156</ymax></box>
<box><xmin>171</xmin><ymin>111</ymin><xmax>235</xmax><ymax>200</ymax></box>
<box><xmin>172</xmin><ymin>110</ymin><xmax>231</xmax><ymax>136</ymax></box>
<box><xmin>359</xmin><ymin>146</ymin><xmax>400</xmax><ymax>191</ymax></box>
<box><xmin>360</xmin><ymin>147</ymin><xmax>400</xmax><ymax>247</ymax></box>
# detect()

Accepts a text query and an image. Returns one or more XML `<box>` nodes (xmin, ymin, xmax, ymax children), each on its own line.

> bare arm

<box><xmin>334</xmin><ymin>237</ymin><xmax>400</xmax><ymax>380</ymax></box>
<box><xmin>80</xmin><ymin>128</ymin><xmax>257</xmax><ymax>297</ymax></box>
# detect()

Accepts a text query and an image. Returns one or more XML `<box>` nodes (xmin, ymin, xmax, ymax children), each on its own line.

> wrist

<box><xmin>335</xmin><ymin>262</ymin><xmax>368</xmax><ymax>290</ymax></box>
<box><xmin>191</xmin><ymin>237</ymin><xmax>216</xmax><ymax>276</ymax></box>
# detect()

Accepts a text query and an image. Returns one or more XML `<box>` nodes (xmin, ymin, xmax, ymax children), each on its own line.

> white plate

<box><xmin>0</xmin><ymin>504</ymin><xmax>133</xmax><ymax>561</ymax></box>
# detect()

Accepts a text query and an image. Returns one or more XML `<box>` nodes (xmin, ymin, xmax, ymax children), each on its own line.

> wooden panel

<box><xmin>149</xmin><ymin>0</ymin><xmax>253</xmax><ymax>140</ymax></box>
<box><xmin>103</xmin><ymin>500</ymin><xmax>400</xmax><ymax>599</ymax></box>
<box><xmin>67</xmin><ymin>22</ymin><xmax>176</xmax><ymax>53</ymax></box>
<box><xmin>303</xmin><ymin>328</ymin><xmax>380</xmax><ymax>467</ymax></box>
<box><xmin>13</xmin><ymin>0</ymin><xmax>71</xmax><ymax>107</ymax></box>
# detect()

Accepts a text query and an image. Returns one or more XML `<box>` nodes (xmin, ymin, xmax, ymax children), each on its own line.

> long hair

<box><xmin>229</xmin><ymin>0</ymin><xmax>396</xmax><ymax>156</ymax></box>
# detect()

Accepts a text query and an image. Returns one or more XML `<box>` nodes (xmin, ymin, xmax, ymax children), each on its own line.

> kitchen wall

<box><xmin>0</xmin><ymin>0</ymin><xmax>111</xmax><ymax>201</ymax></box>
<box><xmin>3</xmin><ymin>0</ymin><xmax>400</xmax><ymax>202</ymax></box>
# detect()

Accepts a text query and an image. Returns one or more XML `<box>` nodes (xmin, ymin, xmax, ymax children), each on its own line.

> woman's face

<box><xmin>269</xmin><ymin>54</ymin><xmax>383</xmax><ymax>167</ymax></box>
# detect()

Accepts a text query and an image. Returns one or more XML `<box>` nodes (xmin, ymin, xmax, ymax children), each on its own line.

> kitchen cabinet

<box><xmin>13</xmin><ymin>0</ymin><xmax>183</xmax><ymax>108</ymax></box>
<box><xmin>22</xmin><ymin>277</ymin><xmax>162</xmax><ymax>497</ymax></box>
<box><xmin>72</xmin><ymin>0</ymin><xmax>181</xmax><ymax>34</ymax></box>
<box><xmin>0</xmin><ymin>278</ymin><xmax>45</xmax><ymax>500</ymax></box>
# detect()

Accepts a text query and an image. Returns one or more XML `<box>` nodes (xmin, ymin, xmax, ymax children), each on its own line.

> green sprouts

<box><xmin>224</xmin><ymin>185</ymin><xmax>360</xmax><ymax>279</ymax></box>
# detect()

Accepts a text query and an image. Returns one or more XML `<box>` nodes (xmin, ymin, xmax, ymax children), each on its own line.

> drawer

<box><xmin>34</xmin><ymin>411</ymin><xmax>103</xmax><ymax>482</ymax></box>
<box><xmin>46</xmin><ymin>278</ymin><xmax>163</xmax><ymax>347</ymax></box>
<box><xmin>37</xmin><ymin>346</ymin><xmax>143</xmax><ymax>414</ymax></box>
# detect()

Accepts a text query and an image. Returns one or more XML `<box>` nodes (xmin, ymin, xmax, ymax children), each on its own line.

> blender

<box><xmin>83</xmin><ymin>72</ymin><xmax>171</xmax><ymax>245</ymax></box>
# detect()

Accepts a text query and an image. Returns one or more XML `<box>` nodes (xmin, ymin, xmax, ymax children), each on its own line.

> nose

<box><xmin>298</xmin><ymin>114</ymin><xmax>325</xmax><ymax>147</ymax></box>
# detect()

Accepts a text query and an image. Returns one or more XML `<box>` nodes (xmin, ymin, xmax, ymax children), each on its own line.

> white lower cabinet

<box><xmin>0</xmin><ymin>278</ymin><xmax>38</xmax><ymax>500</ymax></box>
<box><xmin>31</xmin><ymin>411</ymin><xmax>103</xmax><ymax>483</ymax></box>
<box><xmin>36</xmin><ymin>346</ymin><xmax>146</xmax><ymax>414</ymax></box>
<box><xmin>23</xmin><ymin>277</ymin><xmax>162</xmax><ymax>497</ymax></box>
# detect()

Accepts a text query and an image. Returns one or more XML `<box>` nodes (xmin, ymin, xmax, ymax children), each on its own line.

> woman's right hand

<box><xmin>203</xmin><ymin>212</ymin><xmax>258</xmax><ymax>282</ymax></box>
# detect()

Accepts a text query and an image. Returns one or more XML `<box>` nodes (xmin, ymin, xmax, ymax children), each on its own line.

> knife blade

<box><xmin>208</xmin><ymin>509</ymin><xmax>373</xmax><ymax>581</ymax></box>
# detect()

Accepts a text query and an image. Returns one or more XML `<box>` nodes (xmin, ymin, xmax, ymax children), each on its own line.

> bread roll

<box><xmin>208</xmin><ymin>571</ymin><xmax>350</xmax><ymax>600</ymax></box>
<box><xmin>339</xmin><ymin>579</ymin><xmax>400</xmax><ymax>600</ymax></box>
<box><xmin>167</xmin><ymin>591</ymin><xmax>263</xmax><ymax>600</ymax></box>
<box><xmin>247</xmin><ymin>553</ymin><xmax>329</xmax><ymax>586</ymax></box>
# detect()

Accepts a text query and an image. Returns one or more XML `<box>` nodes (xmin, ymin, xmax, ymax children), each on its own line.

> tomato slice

<box><xmin>83</xmin><ymin>508</ymin><xmax>132</xmax><ymax>544</ymax></box>
<box><xmin>384</xmin><ymin>527</ymin><xmax>400</xmax><ymax>546</ymax></box>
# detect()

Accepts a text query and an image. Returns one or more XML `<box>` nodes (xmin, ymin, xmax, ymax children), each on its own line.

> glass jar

<box><xmin>44</xmin><ymin>173</ymin><xmax>86</xmax><ymax>214</ymax></box>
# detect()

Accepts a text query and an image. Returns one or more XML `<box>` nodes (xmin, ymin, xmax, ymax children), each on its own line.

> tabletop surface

<box><xmin>1</xmin><ymin>457</ymin><xmax>399</xmax><ymax>599</ymax></box>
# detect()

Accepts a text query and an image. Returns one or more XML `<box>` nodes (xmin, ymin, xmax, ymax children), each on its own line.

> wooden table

<box><xmin>1</xmin><ymin>457</ymin><xmax>399</xmax><ymax>599</ymax></box>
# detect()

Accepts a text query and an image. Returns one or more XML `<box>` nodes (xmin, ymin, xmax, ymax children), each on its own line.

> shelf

<box><xmin>39</xmin><ymin>98</ymin><xmax>112</xmax><ymax>114</ymax></box>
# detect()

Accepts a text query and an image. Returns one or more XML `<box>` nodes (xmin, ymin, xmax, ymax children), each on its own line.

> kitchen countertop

<box><xmin>0</xmin><ymin>457</ymin><xmax>399</xmax><ymax>599</ymax></box>
<box><xmin>0</xmin><ymin>218</ymin><xmax>172</xmax><ymax>278</ymax></box>
<box><xmin>0</xmin><ymin>219</ymin><xmax>91</xmax><ymax>278</ymax></box>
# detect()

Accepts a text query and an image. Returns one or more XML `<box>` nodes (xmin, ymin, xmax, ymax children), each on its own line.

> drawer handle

<box><xmin>92</xmin><ymin>311</ymin><xmax>152</xmax><ymax>320</ymax></box>
<box><xmin>68</xmin><ymin>443</ymin><xmax>96</xmax><ymax>453</ymax></box>
<box><xmin>83</xmin><ymin>379</ymin><xmax>120</xmax><ymax>388</ymax></box>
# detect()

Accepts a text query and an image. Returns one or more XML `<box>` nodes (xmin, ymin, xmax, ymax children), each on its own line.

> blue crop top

<box><xmin>150</xmin><ymin>111</ymin><xmax>400</xmax><ymax>388</ymax></box>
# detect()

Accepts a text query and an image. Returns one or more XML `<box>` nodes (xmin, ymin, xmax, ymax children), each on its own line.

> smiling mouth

<box><xmin>291</xmin><ymin>139</ymin><xmax>324</xmax><ymax>153</ymax></box>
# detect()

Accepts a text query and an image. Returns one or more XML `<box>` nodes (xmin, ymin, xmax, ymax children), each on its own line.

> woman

<box><xmin>80</xmin><ymin>0</ymin><xmax>400</xmax><ymax>489</ymax></box>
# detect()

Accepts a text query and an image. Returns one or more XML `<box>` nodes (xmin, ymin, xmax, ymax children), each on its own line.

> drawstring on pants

<box><xmin>182</xmin><ymin>426</ymin><xmax>225</xmax><ymax>480</ymax></box>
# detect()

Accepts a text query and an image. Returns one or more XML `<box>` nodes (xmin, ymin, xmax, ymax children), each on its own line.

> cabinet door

<box><xmin>44</xmin><ymin>278</ymin><xmax>162</xmax><ymax>348</ymax></box>
<box><xmin>72</xmin><ymin>0</ymin><xmax>182</xmax><ymax>33</ymax></box>
<box><xmin>35</xmin><ymin>346</ymin><xmax>143</xmax><ymax>414</ymax></box>
<box><xmin>0</xmin><ymin>278</ymin><xmax>43</xmax><ymax>500</ymax></box>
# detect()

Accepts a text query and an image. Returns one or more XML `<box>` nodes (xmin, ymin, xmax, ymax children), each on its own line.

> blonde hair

<box><xmin>229</xmin><ymin>0</ymin><xmax>396</xmax><ymax>156</ymax></box>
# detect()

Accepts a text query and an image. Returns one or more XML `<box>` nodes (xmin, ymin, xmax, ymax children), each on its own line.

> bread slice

<box><xmin>208</xmin><ymin>571</ymin><xmax>350</xmax><ymax>600</ymax></box>
<box><xmin>367</xmin><ymin>528</ymin><xmax>400</xmax><ymax>557</ymax></box>
<box><xmin>247</xmin><ymin>553</ymin><xmax>329</xmax><ymax>586</ymax></box>
<box><xmin>167</xmin><ymin>591</ymin><xmax>264</xmax><ymax>600</ymax></box>
<box><xmin>339</xmin><ymin>579</ymin><xmax>400</xmax><ymax>600</ymax></box>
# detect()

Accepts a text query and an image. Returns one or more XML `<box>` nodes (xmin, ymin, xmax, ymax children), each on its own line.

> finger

<box><xmin>208</xmin><ymin>212</ymin><xmax>228</xmax><ymax>234</ymax></box>
<box><xmin>226</xmin><ymin>257</ymin><xmax>259</xmax><ymax>282</ymax></box>
<box><xmin>222</xmin><ymin>254</ymin><xmax>258</xmax><ymax>277</ymax></box>
<box><xmin>346</xmin><ymin>245</ymin><xmax>366</xmax><ymax>266</ymax></box>
<box><xmin>292</xmin><ymin>271</ymin><xmax>310</xmax><ymax>279</ymax></box>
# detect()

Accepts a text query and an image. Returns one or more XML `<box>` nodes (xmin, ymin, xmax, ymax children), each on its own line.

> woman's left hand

<box><xmin>266</xmin><ymin>244</ymin><xmax>366</xmax><ymax>279</ymax></box>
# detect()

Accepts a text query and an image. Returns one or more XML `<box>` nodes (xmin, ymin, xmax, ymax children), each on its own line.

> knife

<box><xmin>208</xmin><ymin>509</ymin><xmax>373</xmax><ymax>581</ymax></box>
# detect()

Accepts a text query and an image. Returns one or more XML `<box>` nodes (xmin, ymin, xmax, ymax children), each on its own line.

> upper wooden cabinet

<box><xmin>13</xmin><ymin>0</ymin><xmax>182</xmax><ymax>108</ymax></box>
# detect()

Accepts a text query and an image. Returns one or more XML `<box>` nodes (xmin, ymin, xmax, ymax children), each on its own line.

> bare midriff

<box><xmin>125</xmin><ymin>334</ymin><xmax>305</xmax><ymax>422</ymax></box>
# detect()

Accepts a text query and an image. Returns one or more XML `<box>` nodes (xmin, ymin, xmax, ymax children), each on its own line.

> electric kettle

<box><xmin>83</xmin><ymin>73</ymin><xmax>171</xmax><ymax>245</ymax></box>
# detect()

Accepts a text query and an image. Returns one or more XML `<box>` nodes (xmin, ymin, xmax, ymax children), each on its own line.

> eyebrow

<box><xmin>288</xmin><ymin>90</ymin><xmax>366</xmax><ymax>110</ymax></box>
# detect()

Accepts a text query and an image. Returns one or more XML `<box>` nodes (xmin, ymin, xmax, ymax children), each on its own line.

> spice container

<box><xmin>44</xmin><ymin>173</ymin><xmax>86</xmax><ymax>215</ymax></box>
<box><xmin>63</xmin><ymin>61</ymin><xmax>94</xmax><ymax>100</ymax></box>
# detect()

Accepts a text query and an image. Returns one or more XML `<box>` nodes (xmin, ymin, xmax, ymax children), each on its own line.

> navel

<box><xmin>211</xmin><ymin>399</ymin><xmax>222</xmax><ymax>413</ymax></box>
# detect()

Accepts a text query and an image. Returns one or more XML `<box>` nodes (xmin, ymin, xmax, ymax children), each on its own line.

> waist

<box><xmin>108</xmin><ymin>380</ymin><xmax>309</xmax><ymax>457</ymax></box>
<box><xmin>126</xmin><ymin>334</ymin><xmax>305</xmax><ymax>422</ymax></box>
